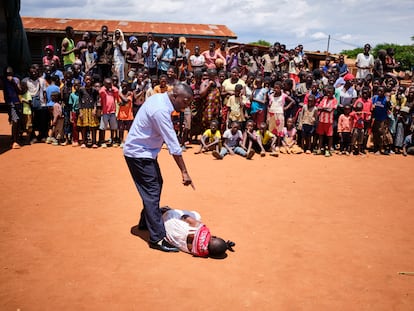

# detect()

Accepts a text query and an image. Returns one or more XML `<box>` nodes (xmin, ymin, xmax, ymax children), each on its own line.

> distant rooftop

<box><xmin>21</xmin><ymin>16</ymin><xmax>237</xmax><ymax>40</ymax></box>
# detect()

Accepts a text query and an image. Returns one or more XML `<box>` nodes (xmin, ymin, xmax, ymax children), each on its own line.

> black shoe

<box><xmin>149</xmin><ymin>239</ymin><xmax>179</xmax><ymax>252</ymax></box>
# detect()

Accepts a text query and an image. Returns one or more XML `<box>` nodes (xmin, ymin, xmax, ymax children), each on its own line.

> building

<box><xmin>22</xmin><ymin>16</ymin><xmax>237</xmax><ymax>65</ymax></box>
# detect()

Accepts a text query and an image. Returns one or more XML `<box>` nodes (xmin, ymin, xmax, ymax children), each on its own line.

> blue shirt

<box><xmin>142</xmin><ymin>41</ymin><xmax>159</xmax><ymax>69</ymax></box>
<box><xmin>156</xmin><ymin>47</ymin><xmax>173</xmax><ymax>71</ymax></box>
<box><xmin>123</xmin><ymin>92</ymin><xmax>182</xmax><ymax>159</ymax></box>
<box><xmin>372</xmin><ymin>95</ymin><xmax>389</xmax><ymax>122</ymax></box>
<box><xmin>45</xmin><ymin>84</ymin><xmax>60</xmax><ymax>103</ymax></box>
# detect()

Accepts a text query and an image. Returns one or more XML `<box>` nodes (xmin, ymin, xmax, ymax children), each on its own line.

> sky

<box><xmin>20</xmin><ymin>0</ymin><xmax>414</xmax><ymax>53</ymax></box>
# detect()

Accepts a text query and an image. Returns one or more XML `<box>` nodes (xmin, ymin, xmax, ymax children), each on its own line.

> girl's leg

<box><xmin>91</xmin><ymin>128</ymin><xmax>98</xmax><ymax>147</ymax></box>
<box><xmin>81</xmin><ymin>127</ymin><xmax>87</xmax><ymax>147</ymax></box>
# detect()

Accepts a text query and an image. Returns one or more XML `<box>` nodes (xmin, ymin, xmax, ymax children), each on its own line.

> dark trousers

<box><xmin>340</xmin><ymin>132</ymin><xmax>352</xmax><ymax>152</ymax></box>
<box><xmin>124</xmin><ymin>156</ymin><xmax>165</xmax><ymax>242</ymax></box>
<box><xmin>33</xmin><ymin>108</ymin><xmax>50</xmax><ymax>140</ymax></box>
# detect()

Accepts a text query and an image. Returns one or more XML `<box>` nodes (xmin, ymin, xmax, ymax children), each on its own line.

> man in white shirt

<box><xmin>355</xmin><ymin>44</ymin><xmax>374</xmax><ymax>79</ymax></box>
<box><xmin>124</xmin><ymin>83</ymin><xmax>194</xmax><ymax>252</ymax></box>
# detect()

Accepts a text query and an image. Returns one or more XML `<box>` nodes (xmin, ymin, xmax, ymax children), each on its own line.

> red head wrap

<box><xmin>192</xmin><ymin>225</ymin><xmax>211</xmax><ymax>257</ymax></box>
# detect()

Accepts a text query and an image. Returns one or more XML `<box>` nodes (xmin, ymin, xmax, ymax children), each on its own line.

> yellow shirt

<box><xmin>257</xmin><ymin>130</ymin><xmax>274</xmax><ymax>145</ymax></box>
<box><xmin>202</xmin><ymin>129</ymin><xmax>221</xmax><ymax>143</ymax></box>
<box><xmin>19</xmin><ymin>92</ymin><xmax>32</xmax><ymax>115</ymax></box>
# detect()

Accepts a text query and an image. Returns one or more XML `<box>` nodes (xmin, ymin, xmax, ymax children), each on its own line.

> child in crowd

<box><xmin>280</xmin><ymin>117</ymin><xmax>303</xmax><ymax>154</ymax></box>
<box><xmin>19</xmin><ymin>79</ymin><xmax>33</xmax><ymax>143</ymax></box>
<box><xmin>153</xmin><ymin>74</ymin><xmax>171</xmax><ymax>94</ymax></box>
<box><xmin>69</xmin><ymin>79</ymin><xmax>81</xmax><ymax>146</ymax></box>
<box><xmin>117</xmin><ymin>80</ymin><xmax>134</xmax><ymax>148</ymax></box>
<box><xmin>242</xmin><ymin>119</ymin><xmax>263</xmax><ymax>156</ymax></box>
<box><xmin>350</xmin><ymin>101</ymin><xmax>366</xmax><ymax>155</ymax></box>
<box><xmin>212</xmin><ymin>121</ymin><xmax>255</xmax><ymax>160</ymax></box>
<box><xmin>61</xmin><ymin>71</ymin><xmax>73</xmax><ymax>146</ymax></box>
<box><xmin>250</xmin><ymin>76</ymin><xmax>268</xmax><ymax>128</ymax></box>
<box><xmin>394</xmin><ymin>106</ymin><xmax>410</xmax><ymax>154</ymax></box>
<box><xmin>390</xmin><ymin>86</ymin><xmax>406</xmax><ymax>110</ymax></box>
<box><xmin>78</xmin><ymin>75</ymin><xmax>100</xmax><ymax>148</ymax></box>
<box><xmin>297</xmin><ymin>94</ymin><xmax>318</xmax><ymax>154</ymax></box>
<box><xmin>195</xmin><ymin>119</ymin><xmax>221</xmax><ymax>154</ymax></box>
<box><xmin>99</xmin><ymin>77</ymin><xmax>119</xmax><ymax>148</ymax></box>
<box><xmin>371</xmin><ymin>86</ymin><xmax>391</xmax><ymax>155</ymax></box>
<box><xmin>49</xmin><ymin>92</ymin><xmax>64</xmax><ymax>146</ymax></box>
<box><xmin>402</xmin><ymin>132</ymin><xmax>414</xmax><ymax>156</ymax></box>
<box><xmin>226</xmin><ymin>84</ymin><xmax>248</xmax><ymax>129</ymax></box>
<box><xmin>256</xmin><ymin>121</ymin><xmax>278</xmax><ymax>156</ymax></box>
<box><xmin>337</xmin><ymin>104</ymin><xmax>353</xmax><ymax>155</ymax></box>
<box><xmin>315</xmin><ymin>85</ymin><xmax>337</xmax><ymax>157</ymax></box>
<box><xmin>353</xmin><ymin>87</ymin><xmax>372</xmax><ymax>153</ymax></box>
<box><xmin>268</xmin><ymin>81</ymin><xmax>295</xmax><ymax>154</ymax></box>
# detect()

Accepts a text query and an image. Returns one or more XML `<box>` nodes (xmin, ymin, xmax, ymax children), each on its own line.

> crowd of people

<box><xmin>2</xmin><ymin>25</ymin><xmax>414</xmax><ymax>157</ymax></box>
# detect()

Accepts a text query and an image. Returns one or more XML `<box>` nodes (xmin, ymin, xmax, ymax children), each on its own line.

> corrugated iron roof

<box><xmin>22</xmin><ymin>16</ymin><xmax>237</xmax><ymax>39</ymax></box>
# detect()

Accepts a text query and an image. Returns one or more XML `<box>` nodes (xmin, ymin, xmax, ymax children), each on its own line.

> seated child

<box><xmin>195</xmin><ymin>119</ymin><xmax>221</xmax><ymax>154</ymax></box>
<box><xmin>212</xmin><ymin>121</ymin><xmax>255</xmax><ymax>160</ymax></box>
<box><xmin>242</xmin><ymin>119</ymin><xmax>263</xmax><ymax>156</ymax></box>
<box><xmin>280</xmin><ymin>117</ymin><xmax>303</xmax><ymax>154</ymax></box>
<box><xmin>403</xmin><ymin>132</ymin><xmax>414</xmax><ymax>156</ymax></box>
<box><xmin>256</xmin><ymin>121</ymin><xmax>278</xmax><ymax>157</ymax></box>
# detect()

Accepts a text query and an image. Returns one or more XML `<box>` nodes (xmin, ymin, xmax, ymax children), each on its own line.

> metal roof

<box><xmin>22</xmin><ymin>16</ymin><xmax>237</xmax><ymax>39</ymax></box>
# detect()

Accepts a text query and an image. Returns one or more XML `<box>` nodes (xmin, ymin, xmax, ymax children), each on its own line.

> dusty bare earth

<box><xmin>1</xmin><ymin>113</ymin><xmax>413</xmax><ymax>310</ymax></box>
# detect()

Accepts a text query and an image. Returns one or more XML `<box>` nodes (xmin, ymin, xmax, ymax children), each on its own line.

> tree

<box><xmin>341</xmin><ymin>43</ymin><xmax>414</xmax><ymax>71</ymax></box>
<box><xmin>248</xmin><ymin>40</ymin><xmax>271</xmax><ymax>47</ymax></box>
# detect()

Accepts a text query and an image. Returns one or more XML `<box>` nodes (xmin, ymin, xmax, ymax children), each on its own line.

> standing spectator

<box><xmin>175</xmin><ymin>37</ymin><xmax>190</xmax><ymax>80</ymax></box>
<box><xmin>199</xmin><ymin>69</ymin><xmax>221</xmax><ymax>131</ymax></box>
<box><xmin>26</xmin><ymin>65</ymin><xmax>48</xmax><ymax>143</ymax></box>
<box><xmin>99</xmin><ymin>77</ymin><xmax>119</xmax><ymax>147</ymax></box>
<box><xmin>373</xmin><ymin>49</ymin><xmax>386</xmax><ymax>80</ymax></box>
<box><xmin>262</xmin><ymin>47</ymin><xmax>277</xmax><ymax>77</ymax></box>
<box><xmin>84</xmin><ymin>42</ymin><xmax>98</xmax><ymax>77</ymax></box>
<box><xmin>113</xmin><ymin>29</ymin><xmax>127</xmax><ymax>86</ymax></box>
<box><xmin>250</xmin><ymin>76</ymin><xmax>268</xmax><ymax>129</ymax></box>
<box><xmin>69</xmin><ymin>80</ymin><xmax>81</xmax><ymax>147</ymax></box>
<box><xmin>201</xmin><ymin>42</ymin><xmax>225</xmax><ymax>70</ymax></box>
<box><xmin>355</xmin><ymin>44</ymin><xmax>374</xmax><ymax>79</ymax></box>
<box><xmin>247</xmin><ymin>47</ymin><xmax>263</xmax><ymax>75</ymax></box>
<box><xmin>142</xmin><ymin>33</ymin><xmax>159</xmax><ymax>76</ymax></box>
<box><xmin>156</xmin><ymin>38</ymin><xmax>173</xmax><ymax>76</ymax></box>
<box><xmin>42</xmin><ymin>45</ymin><xmax>60</xmax><ymax>68</ymax></box>
<box><xmin>337</xmin><ymin>104</ymin><xmax>353</xmax><ymax>154</ymax></box>
<box><xmin>3</xmin><ymin>66</ymin><xmax>22</xmax><ymax>149</ymax></box>
<box><xmin>126</xmin><ymin>36</ymin><xmax>144</xmax><ymax>73</ymax></box>
<box><xmin>78</xmin><ymin>75</ymin><xmax>100</xmax><ymax>148</ymax></box>
<box><xmin>95</xmin><ymin>25</ymin><xmax>114</xmax><ymax>79</ymax></box>
<box><xmin>61</xmin><ymin>26</ymin><xmax>77</xmax><ymax>71</ymax></box>
<box><xmin>189</xmin><ymin>45</ymin><xmax>205</xmax><ymax>72</ymax></box>
<box><xmin>123</xmin><ymin>83</ymin><xmax>194</xmax><ymax>252</ymax></box>
<box><xmin>315</xmin><ymin>85</ymin><xmax>338</xmax><ymax>157</ymax></box>
<box><xmin>371</xmin><ymin>86</ymin><xmax>391</xmax><ymax>155</ymax></box>
<box><xmin>384</xmin><ymin>47</ymin><xmax>400</xmax><ymax>79</ymax></box>
<box><xmin>117</xmin><ymin>80</ymin><xmax>134</xmax><ymax>148</ymax></box>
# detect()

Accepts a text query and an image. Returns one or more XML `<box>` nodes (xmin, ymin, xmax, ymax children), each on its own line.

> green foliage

<box><xmin>341</xmin><ymin>48</ymin><xmax>363</xmax><ymax>59</ymax></box>
<box><xmin>341</xmin><ymin>43</ymin><xmax>414</xmax><ymax>71</ymax></box>
<box><xmin>248</xmin><ymin>40</ymin><xmax>271</xmax><ymax>47</ymax></box>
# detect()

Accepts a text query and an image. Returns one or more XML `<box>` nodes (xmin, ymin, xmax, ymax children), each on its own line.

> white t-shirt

<box><xmin>223</xmin><ymin>129</ymin><xmax>243</xmax><ymax>148</ymax></box>
<box><xmin>356</xmin><ymin>53</ymin><xmax>374</xmax><ymax>79</ymax></box>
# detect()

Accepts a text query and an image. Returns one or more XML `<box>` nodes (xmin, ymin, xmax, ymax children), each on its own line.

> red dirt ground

<box><xmin>1</xmin><ymin>113</ymin><xmax>413</xmax><ymax>310</ymax></box>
